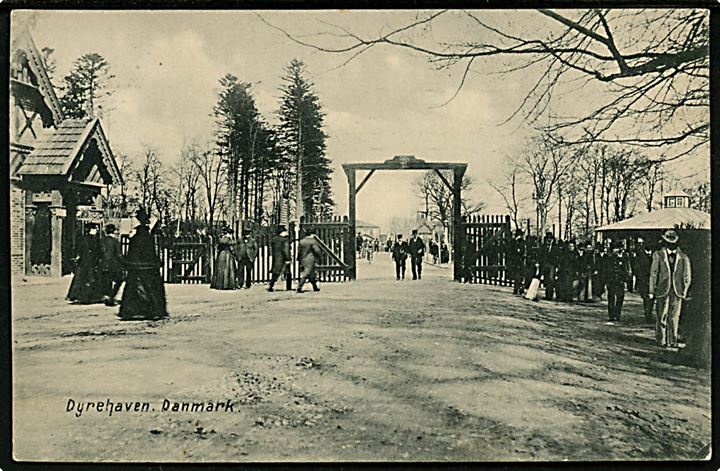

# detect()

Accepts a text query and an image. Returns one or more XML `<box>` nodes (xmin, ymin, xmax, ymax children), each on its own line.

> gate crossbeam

<box><xmin>342</xmin><ymin>155</ymin><xmax>468</xmax><ymax>281</ymax></box>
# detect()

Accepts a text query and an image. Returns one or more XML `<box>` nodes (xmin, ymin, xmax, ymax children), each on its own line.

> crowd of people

<box><xmin>66</xmin><ymin>208</ymin><xmax>168</xmax><ymax>321</ymax></box>
<box><xmin>504</xmin><ymin>228</ymin><xmax>692</xmax><ymax>351</ymax></box>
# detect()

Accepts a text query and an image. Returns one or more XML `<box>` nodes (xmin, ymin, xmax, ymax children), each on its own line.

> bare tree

<box><xmin>173</xmin><ymin>141</ymin><xmax>203</xmax><ymax>225</ymax></box>
<box><xmin>488</xmin><ymin>156</ymin><xmax>528</xmax><ymax>230</ymax></box>
<box><xmin>262</xmin><ymin>9</ymin><xmax>708</xmax><ymax>161</ymax></box>
<box><xmin>415</xmin><ymin>170</ymin><xmax>484</xmax><ymax>232</ymax></box>
<box><xmin>519</xmin><ymin>133</ymin><xmax>578</xmax><ymax>233</ymax></box>
<box><xmin>192</xmin><ymin>148</ymin><xmax>226</xmax><ymax>232</ymax></box>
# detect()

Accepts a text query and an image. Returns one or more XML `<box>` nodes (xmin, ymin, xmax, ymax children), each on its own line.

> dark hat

<box><xmin>661</xmin><ymin>229</ymin><xmax>679</xmax><ymax>244</ymax></box>
<box><xmin>612</xmin><ymin>240</ymin><xmax>624</xmax><ymax>249</ymax></box>
<box><xmin>136</xmin><ymin>207</ymin><xmax>150</xmax><ymax>224</ymax></box>
<box><xmin>105</xmin><ymin>224</ymin><xmax>118</xmax><ymax>234</ymax></box>
<box><xmin>514</xmin><ymin>229</ymin><xmax>524</xmax><ymax>236</ymax></box>
<box><xmin>412</xmin><ymin>229</ymin><xmax>418</xmax><ymax>234</ymax></box>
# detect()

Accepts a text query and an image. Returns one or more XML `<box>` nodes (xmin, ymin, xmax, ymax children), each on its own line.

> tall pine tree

<box><xmin>277</xmin><ymin>59</ymin><xmax>334</xmax><ymax>219</ymax></box>
<box><xmin>59</xmin><ymin>53</ymin><xmax>114</xmax><ymax>119</ymax></box>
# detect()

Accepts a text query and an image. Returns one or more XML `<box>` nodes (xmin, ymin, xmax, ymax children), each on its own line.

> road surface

<box><xmin>11</xmin><ymin>253</ymin><xmax>710</xmax><ymax>461</ymax></box>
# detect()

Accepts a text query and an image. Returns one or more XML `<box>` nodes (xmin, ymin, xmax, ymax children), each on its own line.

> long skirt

<box><xmin>211</xmin><ymin>249</ymin><xmax>237</xmax><ymax>290</ymax></box>
<box><xmin>67</xmin><ymin>264</ymin><xmax>103</xmax><ymax>304</ymax></box>
<box><xmin>119</xmin><ymin>268</ymin><xmax>168</xmax><ymax>320</ymax></box>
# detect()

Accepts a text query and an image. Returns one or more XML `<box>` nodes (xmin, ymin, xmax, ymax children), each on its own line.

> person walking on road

<box><xmin>631</xmin><ymin>237</ymin><xmax>655</xmax><ymax>323</ymax></box>
<box><xmin>210</xmin><ymin>227</ymin><xmax>237</xmax><ymax>290</ymax></box>
<box><xmin>408</xmin><ymin>229</ymin><xmax>425</xmax><ymax>280</ymax></box>
<box><xmin>392</xmin><ymin>234</ymin><xmax>409</xmax><ymax>280</ymax></box>
<box><xmin>99</xmin><ymin>224</ymin><xmax>125</xmax><ymax>306</ymax></box>
<box><xmin>119</xmin><ymin>208</ymin><xmax>168</xmax><ymax>320</ymax></box>
<box><xmin>604</xmin><ymin>240</ymin><xmax>632</xmax><ymax>322</ymax></box>
<box><xmin>66</xmin><ymin>223</ymin><xmax>103</xmax><ymax>304</ymax></box>
<box><xmin>296</xmin><ymin>229</ymin><xmax>321</xmax><ymax>293</ymax></box>
<box><xmin>267</xmin><ymin>227</ymin><xmax>292</xmax><ymax>292</ymax></box>
<box><xmin>235</xmin><ymin>229</ymin><xmax>258</xmax><ymax>289</ymax></box>
<box><xmin>649</xmin><ymin>229</ymin><xmax>692</xmax><ymax>350</ymax></box>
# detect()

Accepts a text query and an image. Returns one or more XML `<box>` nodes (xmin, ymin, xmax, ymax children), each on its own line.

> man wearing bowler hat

<box><xmin>649</xmin><ymin>229</ymin><xmax>692</xmax><ymax>350</ymax></box>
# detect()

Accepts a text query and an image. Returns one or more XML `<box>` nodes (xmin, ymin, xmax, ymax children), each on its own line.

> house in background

<box><xmin>356</xmin><ymin>219</ymin><xmax>381</xmax><ymax>239</ymax></box>
<box><xmin>10</xmin><ymin>28</ymin><xmax>122</xmax><ymax>277</ymax></box>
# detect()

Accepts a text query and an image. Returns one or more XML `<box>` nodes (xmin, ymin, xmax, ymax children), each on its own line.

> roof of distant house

<box><xmin>356</xmin><ymin>219</ymin><xmax>380</xmax><ymax>228</ymax></box>
<box><xmin>596</xmin><ymin>207</ymin><xmax>710</xmax><ymax>232</ymax></box>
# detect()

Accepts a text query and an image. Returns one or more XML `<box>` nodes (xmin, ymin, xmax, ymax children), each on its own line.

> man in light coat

<box><xmin>296</xmin><ymin>229</ymin><xmax>321</xmax><ymax>293</ymax></box>
<box><xmin>649</xmin><ymin>229</ymin><xmax>691</xmax><ymax>350</ymax></box>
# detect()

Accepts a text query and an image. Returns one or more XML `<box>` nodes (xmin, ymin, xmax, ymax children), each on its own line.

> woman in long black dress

<box><xmin>66</xmin><ymin>223</ymin><xmax>103</xmax><ymax>304</ymax></box>
<box><xmin>210</xmin><ymin>227</ymin><xmax>237</xmax><ymax>290</ymax></box>
<box><xmin>119</xmin><ymin>208</ymin><xmax>168</xmax><ymax>320</ymax></box>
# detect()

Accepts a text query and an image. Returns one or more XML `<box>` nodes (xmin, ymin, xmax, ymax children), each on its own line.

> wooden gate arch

<box><xmin>342</xmin><ymin>155</ymin><xmax>467</xmax><ymax>281</ymax></box>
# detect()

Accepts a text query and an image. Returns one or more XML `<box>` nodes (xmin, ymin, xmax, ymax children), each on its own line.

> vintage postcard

<box><xmin>8</xmin><ymin>8</ymin><xmax>711</xmax><ymax>462</ymax></box>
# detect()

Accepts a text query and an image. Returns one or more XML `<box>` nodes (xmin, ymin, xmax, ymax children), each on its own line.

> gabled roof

<box><xmin>596</xmin><ymin>207</ymin><xmax>710</xmax><ymax>232</ymax></box>
<box><xmin>12</xmin><ymin>28</ymin><xmax>64</xmax><ymax>126</ymax></box>
<box><xmin>18</xmin><ymin>118</ymin><xmax>123</xmax><ymax>186</ymax></box>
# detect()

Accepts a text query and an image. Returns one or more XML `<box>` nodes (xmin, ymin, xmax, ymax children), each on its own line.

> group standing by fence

<box><xmin>504</xmin><ymin>228</ymin><xmax>692</xmax><ymax>352</ymax></box>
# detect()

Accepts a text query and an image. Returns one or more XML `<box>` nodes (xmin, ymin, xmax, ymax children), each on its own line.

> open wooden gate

<box><xmin>463</xmin><ymin>214</ymin><xmax>511</xmax><ymax>285</ymax></box>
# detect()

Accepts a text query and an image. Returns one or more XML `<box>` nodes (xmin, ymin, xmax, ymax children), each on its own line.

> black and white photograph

<box><xmin>7</xmin><ymin>7</ymin><xmax>713</xmax><ymax>462</ymax></box>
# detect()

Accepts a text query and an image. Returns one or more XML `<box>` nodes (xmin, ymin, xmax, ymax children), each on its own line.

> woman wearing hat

<box><xmin>210</xmin><ymin>226</ymin><xmax>237</xmax><ymax>290</ymax></box>
<box><xmin>649</xmin><ymin>229</ymin><xmax>692</xmax><ymax>350</ymax></box>
<box><xmin>119</xmin><ymin>208</ymin><xmax>168</xmax><ymax>320</ymax></box>
<box><xmin>66</xmin><ymin>223</ymin><xmax>103</xmax><ymax>304</ymax></box>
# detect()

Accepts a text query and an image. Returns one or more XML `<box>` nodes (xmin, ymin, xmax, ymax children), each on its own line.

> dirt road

<box><xmin>11</xmin><ymin>254</ymin><xmax>710</xmax><ymax>461</ymax></box>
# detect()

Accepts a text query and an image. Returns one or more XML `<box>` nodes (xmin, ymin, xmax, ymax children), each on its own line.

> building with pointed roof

<box><xmin>10</xmin><ymin>28</ymin><xmax>122</xmax><ymax>277</ymax></box>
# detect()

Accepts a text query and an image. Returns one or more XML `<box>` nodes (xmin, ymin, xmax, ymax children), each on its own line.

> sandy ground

<box><xmin>11</xmin><ymin>254</ymin><xmax>711</xmax><ymax>462</ymax></box>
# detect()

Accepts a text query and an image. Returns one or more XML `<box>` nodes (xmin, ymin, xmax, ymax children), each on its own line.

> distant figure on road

<box><xmin>649</xmin><ymin>229</ymin><xmax>692</xmax><ymax>350</ymax></box>
<box><xmin>297</xmin><ymin>229</ymin><xmax>321</xmax><ymax>293</ymax></box>
<box><xmin>210</xmin><ymin>227</ymin><xmax>237</xmax><ymax>290</ymax></box>
<box><xmin>408</xmin><ymin>229</ymin><xmax>425</xmax><ymax>280</ymax></box>
<box><xmin>99</xmin><ymin>224</ymin><xmax>125</xmax><ymax>306</ymax></box>
<box><xmin>67</xmin><ymin>222</ymin><xmax>103</xmax><ymax>304</ymax></box>
<box><xmin>119</xmin><ymin>208</ymin><xmax>168</xmax><ymax>320</ymax></box>
<box><xmin>235</xmin><ymin>229</ymin><xmax>258</xmax><ymax>289</ymax></box>
<box><xmin>356</xmin><ymin>233</ymin><xmax>364</xmax><ymax>257</ymax></box>
<box><xmin>267</xmin><ymin>227</ymin><xmax>292</xmax><ymax>292</ymax></box>
<box><xmin>392</xmin><ymin>234</ymin><xmax>408</xmax><ymax>280</ymax></box>
<box><xmin>385</xmin><ymin>239</ymin><xmax>392</xmax><ymax>252</ymax></box>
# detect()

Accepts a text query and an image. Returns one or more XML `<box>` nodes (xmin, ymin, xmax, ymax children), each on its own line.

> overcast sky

<box><xmin>16</xmin><ymin>10</ymin><xmax>709</xmax><ymax>231</ymax></box>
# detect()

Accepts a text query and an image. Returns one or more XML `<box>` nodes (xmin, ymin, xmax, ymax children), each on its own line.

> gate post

<box><xmin>452</xmin><ymin>167</ymin><xmax>464</xmax><ymax>281</ymax></box>
<box><xmin>346</xmin><ymin>168</ymin><xmax>357</xmax><ymax>280</ymax></box>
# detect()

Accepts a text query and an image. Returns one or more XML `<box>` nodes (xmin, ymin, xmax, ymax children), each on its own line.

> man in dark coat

<box><xmin>119</xmin><ymin>208</ymin><xmax>168</xmax><ymax>320</ymax></box>
<box><xmin>267</xmin><ymin>227</ymin><xmax>291</xmax><ymax>292</ymax></box>
<box><xmin>235</xmin><ymin>229</ymin><xmax>259</xmax><ymax>289</ymax></box>
<box><xmin>392</xmin><ymin>234</ymin><xmax>409</xmax><ymax>280</ymax></box>
<box><xmin>556</xmin><ymin>240</ymin><xmax>579</xmax><ymax>302</ymax></box>
<box><xmin>66</xmin><ymin>223</ymin><xmax>103</xmax><ymax>304</ymax></box>
<box><xmin>99</xmin><ymin>224</ymin><xmax>124</xmax><ymax>306</ymax></box>
<box><xmin>539</xmin><ymin>231</ymin><xmax>559</xmax><ymax>300</ymax></box>
<box><xmin>297</xmin><ymin>229</ymin><xmax>321</xmax><ymax>293</ymax></box>
<box><xmin>631</xmin><ymin>237</ymin><xmax>654</xmax><ymax>322</ymax></box>
<box><xmin>604</xmin><ymin>240</ymin><xmax>632</xmax><ymax>322</ymax></box>
<box><xmin>408</xmin><ymin>229</ymin><xmax>426</xmax><ymax>280</ymax></box>
<box><xmin>507</xmin><ymin>229</ymin><xmax>526</xmax><ymax>295</ymax></box>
